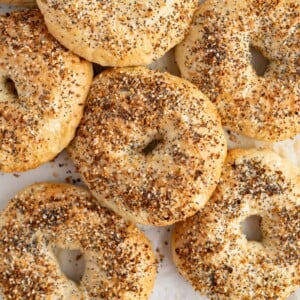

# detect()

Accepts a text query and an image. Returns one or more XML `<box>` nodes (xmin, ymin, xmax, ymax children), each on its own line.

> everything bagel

<box><xmin>36</xmin><ymin>0</ymin><xmax>198</xmax><ymax>67</ymax></box>
<box><xmin>68</xmin><ymin>67</ymin><xmax>227</xmax><ymax>226</ymax></box>
<box><xmin>176</xmin><ymin>0</ymin><xmax>300</xmax><ymax>141</ymax></box>
<box><xmin>0</xmin><ymin>10</ymin><xmax>92</xmax><ymax>172</ymax></box>
<box><xmin>173</xmin><ymin>148</ymin><xmax>300</xmax><ymax>299</ymax></box>
<box><xmin>0</xmin><ymin>183</ymin><xmax>157</xmax><ymax>299</ymax></box>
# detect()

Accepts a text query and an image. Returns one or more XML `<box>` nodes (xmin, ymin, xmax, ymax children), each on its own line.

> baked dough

<box><xmin>176</xmin><ymin>0</ymin><xmax>300</xmax><ymax>141</ymax></box>
<box><xmin>172</xmin><ymin>148</ymin><xmax>300</xmax><ymax>299</ymax></box>
<box><xmin>0</xmin><ymin>0</ymin><xmax>36</xmax><ymax>6</ymax></box>
<box><xmin>36</xmin><ymin>0</ymin><xmax>198</xmax><ymax>67</ymax></box>
<box><xmin>0</xmin><ymin>182</ymin><xmax>157</xmax><ymax>299</ymax></box>
<box><xmin>0</xmin><ymin>10</ymin><xmax>93</xmax><ymax>172</ymax></box>
<box><xmin>68</xmin><ymin>67</ymin><xmax>227</xmax><ymax>226</ymax></box>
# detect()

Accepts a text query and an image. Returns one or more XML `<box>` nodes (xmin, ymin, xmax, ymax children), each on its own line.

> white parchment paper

<box><xmin>0</xmin><ymin>3</ymin><xmax>299</xmax><ymax>300</ymax></box>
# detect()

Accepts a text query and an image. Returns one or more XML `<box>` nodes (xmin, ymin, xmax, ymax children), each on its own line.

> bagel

<box><xmin>0</xmin><ymin>0</ymin><xmax>35</xmax><ymax>6</ymax></box>
<box><xmin>36</xmin><ymin>0</ymin><xmax>198</xmax><ymax>67</ymax></box>
<box><xmin>68</xmin><ymin>67</ymin><xmax>227</xmax><ymax>226</ymax></box>
<box><xmin>172</xmin><ymin>148</ymin><xmax>300</xmax><ymax>299</ymax></box>
<box><xmin>0</xmin><ymin>183</ymin><xmax>157</xmax><ymax>299</ymax></box>
<box><xmin>0</xmin><ymin>10</ymin><xmax>93</xmax><ymax>172</ymax></box>
<box><xmin>176</xmin><ymin>0</ymin><xmax>300</xmax><ymax>141</ymax></box>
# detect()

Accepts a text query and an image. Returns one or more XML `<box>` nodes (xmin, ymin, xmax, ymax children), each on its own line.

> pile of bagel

<box><xmin>0</xmin><ymin>1</ymin><xmax>299</xmax><ymax>299</ymax></box>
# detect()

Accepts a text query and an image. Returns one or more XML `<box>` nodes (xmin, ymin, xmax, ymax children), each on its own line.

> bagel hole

<box><xmin>54</xmin><ymin>248</ymin><xmax>85</xmax><ymax>283</ymax></box>
<box><xmin>142</xmin><ymin>138</ymin><xmax>163</xmax><ymax>155</ymax></box>
<box><xmin>241</xmin><ymin>215</ymin><xmax>263</xmax><ymax>242</ymax></box>
<box><xmin>4</xmin><ymin>77</ymin><xmax>18</xmax><ymax>97</ymax></box>
<box><xmin>250</xmin><ymin>45</ymin><xmax>270</xmax><ymax>76</ymax></box>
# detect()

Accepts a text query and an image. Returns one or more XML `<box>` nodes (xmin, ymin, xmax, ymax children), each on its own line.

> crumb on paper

<box><xmin>76</xmin><ymin>254</ymin><xmax>83</xmax><ymax>261</ymax></box>
<box><xmin>65</xmin><ymin>176</ymin><xmax>72</xmax><ymax>183</ymax></box>
<box><xmin>65</xmin><ymin>176</ymin><xmax>81</xmax><ymax>185</ymax></box>
<box><xmin>72</xmin><ymin>178</ymin><xmax>81</xmax><ymax>184</ymax></box>
<box><xmin>226</xmin><ymin>130</ymin><xmax>240</xmax><ymax>144</ymax></box>
<box><xmin>156</xmin><ymin>247</ymin><xmax>164</xmax><ymax>263</ymax></box>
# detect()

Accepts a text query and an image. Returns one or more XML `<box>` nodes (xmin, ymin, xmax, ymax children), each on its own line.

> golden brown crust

<box><xmin>0</xmin><ymin>0</ymin><xmax>36</xmax><ymax>6</ymax></box>
<box><xmin>36</xmin><ymin>0</ymin><xmax>198</xmax><ymax>67</ymax></box>
<box><xmin>0</xmin><ymin>182</ymin><xmax>157</xmax><ymax>299</ymax></box>
<box><xmin>0</xmin><ymin>9</ymin><xmax>93</xmax><ymax>172</ymax></box>
<box><xmin>176</xmin><ymin>0</ymin><xmax>300</xmax><ymax>141</ymax></box>
<box><xmin>172</xmin><ymin>148</ymin><xmax>300</xmax><ymax>299</ymax></box>
<box><xmin>68</xmin><ymin>67</ymin><xmax>227</xmax><ymax>226</ymax></box>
